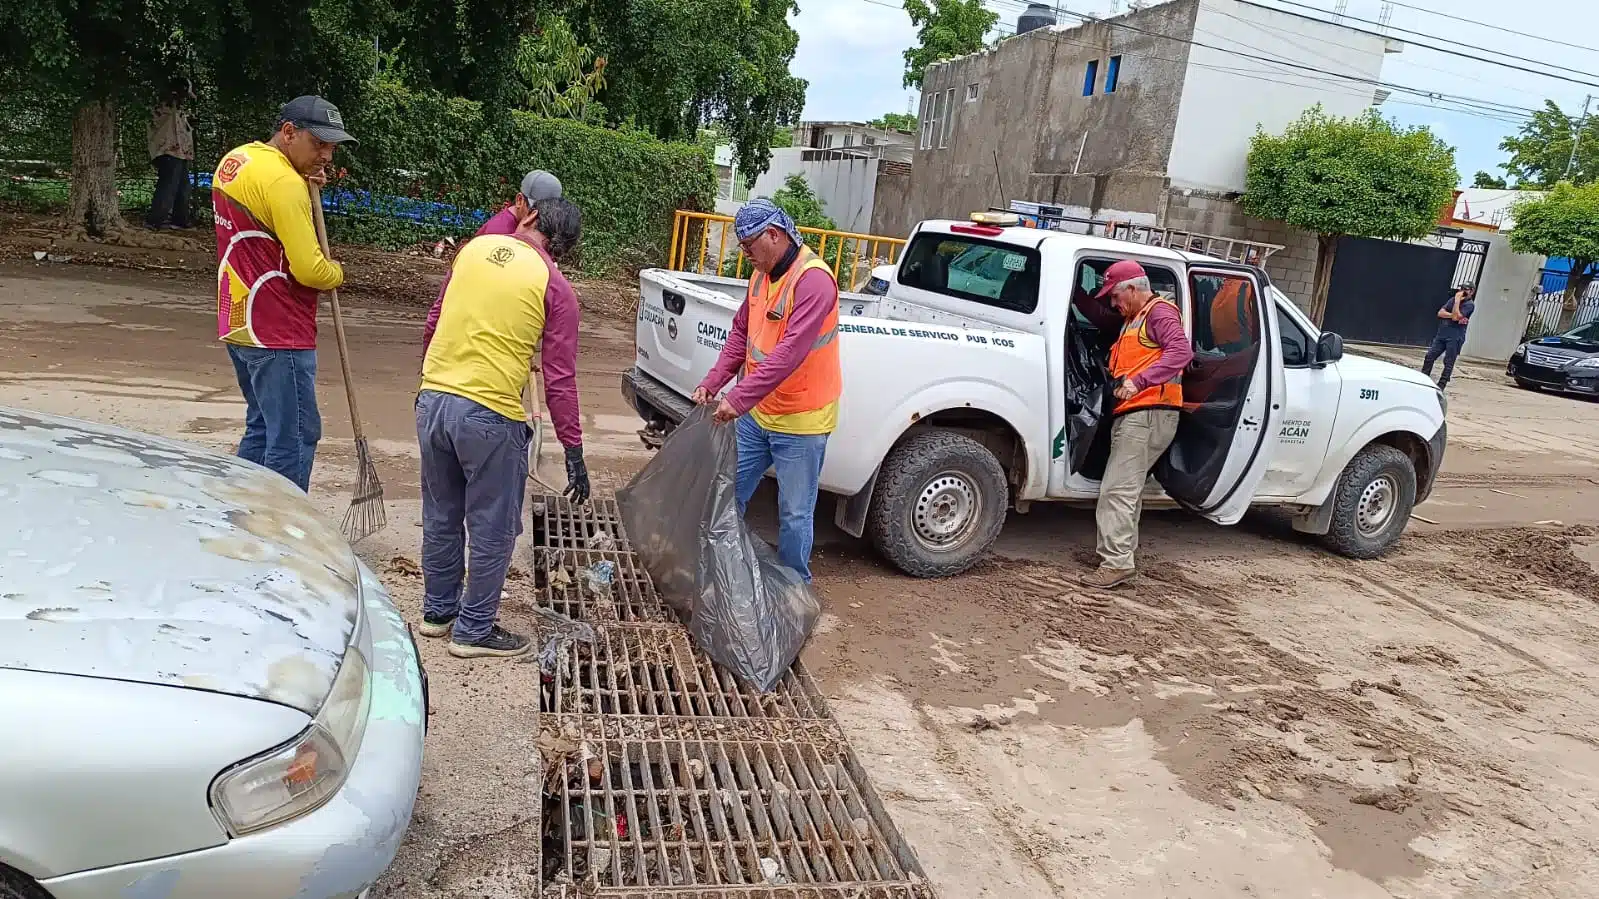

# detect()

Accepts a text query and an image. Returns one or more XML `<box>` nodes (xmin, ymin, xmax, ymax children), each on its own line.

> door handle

<box><xmin>662</xmin><ymin>290</ymin><xmax>686</xmax><ymax>315</ymax></box>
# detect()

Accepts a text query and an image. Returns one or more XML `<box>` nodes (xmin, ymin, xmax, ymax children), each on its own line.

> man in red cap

<box><xmin>1082</xmin><ymin>259</ymin><xmax>1193</xmax><ymax>588</ymax></box>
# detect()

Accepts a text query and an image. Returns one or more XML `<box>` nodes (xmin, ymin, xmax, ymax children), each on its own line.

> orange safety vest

<box><xmin>1209</xmin><ymin>278</ymin><xmax>1256</xmax><ymax>347</ymax></box>
<box><xmin>1110</xmin><ymin>297</ymin><xmax>1184</xmax><ymax>415</ymax></box>
<box><xmin>745</xmin><ymin>247</ymin><xmax>842</xmax><ymax>417</ymax></box>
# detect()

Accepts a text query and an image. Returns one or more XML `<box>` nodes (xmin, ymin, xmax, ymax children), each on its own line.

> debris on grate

<box><xmin>537</xmin><ymin>626</ymin><xmax>828</xmax><ymax>720</ymax></box>
<box><xmin>533</xmin><ymin>541</ymin><xmax>675</xmax><ymax>625</ymax></box>
<box><xmin>540</xmin><ymin>736</ymin><xmax>931</xmax><ymax>894</ymax></box>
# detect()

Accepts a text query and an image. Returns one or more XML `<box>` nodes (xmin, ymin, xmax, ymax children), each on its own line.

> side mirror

<box><xmin>1315</xmin><ymin>331</ymin><xmax>1344</xmax><ymax>365</ymax></box>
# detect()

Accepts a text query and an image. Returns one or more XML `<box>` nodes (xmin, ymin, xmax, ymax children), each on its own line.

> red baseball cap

<box><xmin>1095</xmin><ymin>259</ymin><xmax>1147</xmax><ymax>299</ymax></box>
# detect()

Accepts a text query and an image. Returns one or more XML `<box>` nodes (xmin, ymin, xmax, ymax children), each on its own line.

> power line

<box><xmin>1262</xmin><ymin>0</ymin><xmax>1599</xmax><ymax>89</ymax></box>
<box><xmin>1377</xmin><ymin>0</ymin><xmax>1599</xmax><ymax>59</ymax></box>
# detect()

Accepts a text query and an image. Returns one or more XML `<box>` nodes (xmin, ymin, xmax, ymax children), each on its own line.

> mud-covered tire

<box><xmin>866</xmin><ymin>429</ymin><xmax>1009</xmax><ymax>578</ymax></box>
<box><xmin>1319</xmin><ymin>444</ymin><xmax>1417</xmax><ymax>559</ymax></box>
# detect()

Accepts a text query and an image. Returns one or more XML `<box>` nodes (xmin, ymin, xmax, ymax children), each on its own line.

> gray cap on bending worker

<box><xmin>510</xmin><ymin>170</ymin><xmax>562</xmax><ymax>223</ymax></box>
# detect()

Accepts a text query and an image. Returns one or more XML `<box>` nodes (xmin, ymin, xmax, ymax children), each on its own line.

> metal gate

<box><xmin>1452</xmin><ymin>237</ymin><xmax>1490</xmax><ymax>291</ymax></box>
<box><xmin>1321</xmin><ymin>236</ymin><xmax>1460</xmax><ymax>346</ymax></box>
<box><xmin>1525</xmin><ymin>267</ymin><xmax>1599</xmax><ymax>339</ymax></box>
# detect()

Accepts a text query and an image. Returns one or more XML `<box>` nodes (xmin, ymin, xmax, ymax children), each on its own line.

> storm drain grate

<box><xmin>535</xmin><ymin>497</ymin><xmax>632</xmax><ymax>554</ymax></box>
<box><xmin>540</xmin><ymin>737</ymin><xmax>930</xmax><ymax>893</ymax></box>
<box><xmin>539</xmin><ymin>625</ymin><xmax>828</xmax><ymax>720</ymax></box>
<box><xmin>535</xmin><ymin>548</ymin><xmax>676</xmax><ymax>624</ymax></box>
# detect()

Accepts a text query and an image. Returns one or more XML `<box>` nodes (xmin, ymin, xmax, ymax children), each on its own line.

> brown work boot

<box><xmin>1079</xmin><ymin>566</ymin><xmax>1136</xmax><ymax>589</ymax></box>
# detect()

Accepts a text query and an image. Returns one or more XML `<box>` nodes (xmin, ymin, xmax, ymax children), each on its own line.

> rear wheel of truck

<box><xmin>1320</xmin><ymin>444</ymin><xmax>1417</xmax><ymax>560</ymax></box>
<box><xmin>867</xmin><ymin>430</ymin><xmax>1009</xmax><ymax>578</ymax></box>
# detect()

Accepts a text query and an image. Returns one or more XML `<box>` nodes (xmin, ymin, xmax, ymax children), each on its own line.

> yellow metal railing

<box><xmin>667</xmin><ymin>210</ymin><xmax>906</xmax><ymax>292</ymax></box>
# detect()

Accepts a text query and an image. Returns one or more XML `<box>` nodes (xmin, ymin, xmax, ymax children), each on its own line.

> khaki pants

<box><xmin>1095</xmin><ymin>408</ymin><xmax>1179</xmax><ymax>570</ymax></box>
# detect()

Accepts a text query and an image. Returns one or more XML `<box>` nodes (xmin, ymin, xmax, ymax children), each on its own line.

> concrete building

<box><xmin>792</xmin><ymin>121</ymin><xmax>915</xmax><ymax>164</ymax></box>
<box><xmin>879</xmin><ymin>0</ymin><xmax>1406</xmax><ymax>308</ymax></box>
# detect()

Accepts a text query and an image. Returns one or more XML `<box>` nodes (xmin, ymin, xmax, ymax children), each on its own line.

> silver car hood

<box><xmin>0</xmin><ymin>408</ymin><xmax>358</xmax><ymax>715</ymax></box>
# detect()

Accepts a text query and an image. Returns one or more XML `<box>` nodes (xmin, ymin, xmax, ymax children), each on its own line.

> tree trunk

<box><xmin>1308</xmin><ymin>232</ymin><xmax>1340</xmax><ymax>325</ymax></box>
<box><xmin>1561</xmin><ymin>262</ymin><xmax>1595</xmax><ymax>332</ymax></box>
<box><xmin>65</xmin><ymin>98</ymin><xmax>125</xmax><ymax>238</ymax></box>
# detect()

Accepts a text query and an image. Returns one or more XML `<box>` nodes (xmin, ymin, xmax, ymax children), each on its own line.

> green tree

<box><xmin>384</xmin><ymin>0</ymin><xmax>533</xmax><ymax>104</ymax></box>
<box><xmin>1509</xmin><ymin>182</ymin><xmax>1599</xmax><ymax>328</ymax></box>
<box><xmin>1472</xmin><ymin>171</ymin><xmax>1508</xmax><ymax>190</ymax></box>
<box><xmin>902</xmin><ymin>0</ymin><xmax>997</xmax><ymax>90</ymax></box>
<box><xmin>1242</xmin><ymin>107</ymin><xmax>1458</xmax><ymax>323</ymax></box>
<box><xmin>771</xmin><ymin>172</ymin><xmax>835</xmax><ymax>231</ymax></box>
<box><xmin>869</xmin><ymin>112</ymin><xmax>918</xmax><ymax>133</ymax></box>
<box><xmin>0</xmin><ymin>0</ymin><xmax>381</xmax><ymax>237</ymax></box>
<box><xmin>562</xmin><ymin>0</ymin><xmax>806</xmax><ymax>181</ymax></box>
<box><xmin>1498</xmin><ymin>99</ymin><xmax>1599</xmax><ymax>188</ymax></box>
<box><xmin>514</xmin><ymin>14</ymin><xmax>607</xmax><ymax>121</ymax></box>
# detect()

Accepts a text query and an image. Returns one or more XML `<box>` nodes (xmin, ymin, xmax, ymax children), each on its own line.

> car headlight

<box><xmin>1568</xmin><ymin>357</ymin><xmax>1599</xmax><ymax>370</ymax></box>
<box><xmin>1513</xmin><ymin>344</ymin><xmax>1526</xmax><ymax>357</ymax></box>
<box><xmin>210</xmin><ymin>614</ymin><xmax>372</xmax><ymax>835</ymax></box>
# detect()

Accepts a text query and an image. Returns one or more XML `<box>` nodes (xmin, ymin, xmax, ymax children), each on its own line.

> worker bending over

<box><xmin>693</xmin><ymin>199</ymin><xmax>841</xmax><ymax>583</ymax></box>
<box><xmin>416</xmin><ymin>197</ymin><xmax>588</xmax><ymax>659</ymax></box>
<box><xmin>1082</xmin><ymin>260</ymin><xmax>1193</xmax><ymax>589</ymax></box>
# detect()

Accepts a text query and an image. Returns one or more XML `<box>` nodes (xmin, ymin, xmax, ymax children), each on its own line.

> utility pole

<box><xmin>1567</xmin><ymin>95</ymin><xmax>1593</xmax><ymax>181</ymax></box>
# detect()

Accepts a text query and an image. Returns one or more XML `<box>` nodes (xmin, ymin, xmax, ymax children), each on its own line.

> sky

<box><xmin>789</xmin><ymin>0</ymin><xmax>1599</xmax><ymax>186</ymax></box>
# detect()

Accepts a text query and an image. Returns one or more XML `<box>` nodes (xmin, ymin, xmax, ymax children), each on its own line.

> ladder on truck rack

<box><xmin>998</xmin><ymin>203</ymin><xmax>1285</xmax><ymax>266</ymax></box>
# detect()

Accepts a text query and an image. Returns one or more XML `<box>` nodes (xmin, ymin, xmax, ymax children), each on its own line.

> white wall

<box><xmin>749</xmin><ymin>148</ymin><xmax>881</xmax><ymax>233</ymax></box>
<box><xmin>1167</xmin><ymin>0</ymin><xmax>1397</xmax><ymax>192</ymax></box>
<box><xmin>1464</xmin><ymin>231</ymin><xmax>1545</xmax><ymax>362</ymax></box>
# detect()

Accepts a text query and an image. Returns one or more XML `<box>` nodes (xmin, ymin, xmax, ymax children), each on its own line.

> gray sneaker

<box><xmin>448</xmin><ymin>625</ymin><xmax>533</xmax><ymax>659</ymax></box>
<box><xmin>1079</xmin><ymin>566</ymin><xmax>1137</xmax><ymax>589</ymax></box>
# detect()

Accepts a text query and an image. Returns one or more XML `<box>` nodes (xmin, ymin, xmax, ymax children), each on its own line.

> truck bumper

<box><xmin>622</xmin><ymin>366</ymin><xmax>695</xmax><ymax>426</ymax></box>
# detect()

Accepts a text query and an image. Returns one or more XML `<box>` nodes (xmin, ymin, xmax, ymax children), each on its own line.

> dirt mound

<box><xmin>1447</xmin><ymin>527</ymin><xmax>1599</xmax><ymax>603</ymax></box>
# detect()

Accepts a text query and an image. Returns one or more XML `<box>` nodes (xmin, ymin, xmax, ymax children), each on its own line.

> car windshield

<box><xmin>1560</xmin><ymin>321</ymin><xmax>1599</xmax><ymax>343</ymax></box>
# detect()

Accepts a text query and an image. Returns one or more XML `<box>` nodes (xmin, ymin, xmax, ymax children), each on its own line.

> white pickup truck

<box><xmin>622</xmin><ymin>216</ymin><xmax>1447</xmax><ymax>578</ymax></box>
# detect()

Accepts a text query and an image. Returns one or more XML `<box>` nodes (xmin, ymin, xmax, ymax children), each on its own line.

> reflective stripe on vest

<box><xmin>1109</xmin><ymin>297</ymin><xmax>1184</xmax><ymax>415</ymax></box>
<box><xmin>743</xmin><ymin>247</ymin><xmax>843</xmax><ymax>417</ymax></box>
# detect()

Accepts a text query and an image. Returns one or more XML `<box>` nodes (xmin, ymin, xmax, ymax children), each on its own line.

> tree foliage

<box><xmin>1242</xmin><ymin>107</ymin><xmax>1457</xmax><ymax>321</ymax></box>
<box><xmin>902</xmin><ymin>0</ymin><xmax>997</xmax><ymax>90</ymax></box>
<box><xmin>1472</xmin><ymin>171</ymin><xmax>1508</xmax><ymax>190</ymax></box>
<box><xmin>770</xmin><ymin>172</ymin><xmax>835</xmax><ymax>231</ymax></box>
<box><xmin>514</xmin><ymin>14</ymin><xmax>607</xmax><ymax>122</ymax></box>
<box><xmin>870</xmin><ymin>112</ymin><xmax>918</xmax><ymax>133</ymax></box>
<box><xmin>561</xmin><ymin>0</ymin><xmax>806</xmax><ymax>180</ymax></box>
<box><xmin>1509</xmin><ymin>182</ymin><xmax>1599</xmax><ymax>313</ymax></box>
<box><xmin>1497</xmin><ymin>99</ymin><xmax>1599</xmax><ymax>189</ymax></box>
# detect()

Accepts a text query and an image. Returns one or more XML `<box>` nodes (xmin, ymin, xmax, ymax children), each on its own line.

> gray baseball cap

<box><xmin>279</xmin><ymin>95</ymin><xmax>357</xmax><ymax>146</ymax></box>
<box><xmin>520</xmin><ymin>170</ymin><xmax>562</xmax><ymax>202</ymax></box>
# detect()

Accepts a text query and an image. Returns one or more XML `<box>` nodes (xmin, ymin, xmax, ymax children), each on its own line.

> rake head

<box><xmin>341</xmin><ymin>436</ymin><xmax>387</xmax><ymax>543</ymax></box>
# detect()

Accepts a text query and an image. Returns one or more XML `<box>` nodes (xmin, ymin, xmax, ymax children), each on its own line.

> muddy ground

<box><xmin>5</xmin><ymin>234</ymin><xmax>1599</xmax><ymax>898</ymax></box>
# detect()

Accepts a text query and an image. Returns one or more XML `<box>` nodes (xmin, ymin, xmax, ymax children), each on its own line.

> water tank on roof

<box><xmin>1018</xmin><ymin>3</ymin><xmax>1057</xmax><ymax>34</ymax></box>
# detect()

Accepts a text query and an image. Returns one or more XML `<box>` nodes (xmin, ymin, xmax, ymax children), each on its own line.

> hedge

<box><xmin>338</xmin><ymin>81</ymin><xmax>716</xmax><ymax>271</ymax></box>
<box><xmin>1</xmin><ymin>81</ymin><xmax>717</xmax><ymax>273</ymax></box>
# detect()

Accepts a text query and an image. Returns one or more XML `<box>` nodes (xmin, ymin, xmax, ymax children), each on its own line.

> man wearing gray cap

<box><xmin>423</xmin><ymin>169</ymin><xmax>563</xmax><ymax>352</ymax></box>
<box><xmin>214</xmin><ymin>95</ymin><xmax>356</xmax><ymax>491</ymax></box>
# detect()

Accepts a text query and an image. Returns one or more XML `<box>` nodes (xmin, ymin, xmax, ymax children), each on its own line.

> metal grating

<box><xmin>539</xmin><ymin>625</ymin><xmax>828</xmax><ymax>720</ymax></box>
<box><xmin>541</xmin><ymin>737</ymin><xmax>930</xmax><ymax>893</ymax></box>
<box><xmin>542</xmin><ymin>887</ymin><xmax>931</xmax><ymax>898</ymax></box>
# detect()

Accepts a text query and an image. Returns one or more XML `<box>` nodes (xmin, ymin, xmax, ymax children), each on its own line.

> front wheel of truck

<box><xmin>1319</xmin><ymin>444</ymin><xmax>1418</xmax><ymax>559</ymax></box>
<box><xmin>867</xmin><ymin>430</ymin><xmax>1009</xmax><ymax>578</ymax></box>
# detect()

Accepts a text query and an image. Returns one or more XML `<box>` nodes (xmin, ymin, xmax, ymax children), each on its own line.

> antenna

<box><xmin>1332</xmin><ymin>0</ymin><xmax>1347</xmax><ymax>23</ymax></box>
<box><xmin>1377</xmin><ymin>2</ymin><xmax>1394</xmax><ymax>33</ymax></box>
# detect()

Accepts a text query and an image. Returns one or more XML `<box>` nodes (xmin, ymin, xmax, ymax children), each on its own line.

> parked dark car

<box><xmin>1508</xmin><ymin>320</ymin><xmax>1599</xmax><ymax>397</ymax></box>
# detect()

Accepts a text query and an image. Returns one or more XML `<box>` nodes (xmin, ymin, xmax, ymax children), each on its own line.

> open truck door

<box><xmin>1155</xmin><ymin>265</ymin><xmax>1284</xmax><ymax>524</ymax></box>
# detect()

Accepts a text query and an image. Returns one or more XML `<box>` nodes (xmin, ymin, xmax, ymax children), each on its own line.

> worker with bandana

<box><xmin>693</xmin><ymin>199</ymin><xmax>841</xmax><ymax>583</ymax></box>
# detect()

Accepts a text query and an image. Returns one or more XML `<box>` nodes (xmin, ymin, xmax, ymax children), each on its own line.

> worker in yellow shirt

<box><xmin>213</xmin><ymin>95</ymin><xmax>353</xmax><ymax>491</ymax></box>
<box><xmin>416</xmin><ymin>197</ymin><xmax>587</xmax><ymax>659</ymax></box>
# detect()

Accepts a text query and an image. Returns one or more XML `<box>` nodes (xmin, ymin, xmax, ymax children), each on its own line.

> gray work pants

<box><xmin>1095</xmin><ymin>408</ymin><xmax>1179</xmax><ymax>571</ymax></box>
<box><xmin>416</xmin><ymin>390</ymin><xmax>529</xmax><ymax>642</ymax></box>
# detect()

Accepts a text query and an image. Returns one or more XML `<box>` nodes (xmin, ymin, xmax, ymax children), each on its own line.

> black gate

<box><xmin>1321</xmin><ymin>236</ymin><xmax>1463</xmax><ymax>347</ymax></box>
<box><xmin>1453</xmin><ymin>237</ymin><xmax>1490</xmax><ymax>291</ymax></box>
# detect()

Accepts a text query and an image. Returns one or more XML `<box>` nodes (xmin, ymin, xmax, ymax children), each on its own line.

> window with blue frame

<box><xmin>1106</xmin><ymin>55</ymin><xmax>1122</xmax><ymax>93</ymax></box>
<box><xmin>1083</xmin><ymin>59</ymin><xmax>1099</xmax><ymax>96</ymax></box>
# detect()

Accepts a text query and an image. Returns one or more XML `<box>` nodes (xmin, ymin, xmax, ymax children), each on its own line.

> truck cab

<box><xmin>624</xmin><ymin>213</ymin><xmax>1447</xmax><ymax>578</ymax></box>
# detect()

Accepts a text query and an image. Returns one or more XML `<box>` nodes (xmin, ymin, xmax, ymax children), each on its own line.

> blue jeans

<box><xmin>1422</xmin><ymin>334</ymin><xmax>1464</xmax><ymax>386</ymax></box>
<box><xmin>228</xmin><ymin>345</ymin><xmax>320</xmax><ymax>491</ymax></box>
<box><xmin>734</xmin><ymin>415</ymin><xmax>829</xmax><ymax>583</ymax></box>
<box><xmin>416</xmin><ymin>390</ymin><xmax>530</xmax><ymax>643</ymax></box>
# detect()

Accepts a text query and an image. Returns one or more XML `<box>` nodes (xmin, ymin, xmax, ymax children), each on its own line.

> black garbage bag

<box><xmin>616</xmin><ymin>406</ymin><xmax>820</xmax><ymax>692</ymax></box>
<box><xmin>1065</xmin><ymin>321</ymin><xmax>1114</xmax><ymax>479</ymax></box>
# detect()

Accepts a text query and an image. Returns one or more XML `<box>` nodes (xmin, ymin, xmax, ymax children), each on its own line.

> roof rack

<box><xmin>997</xmin><ymin>202</ymin><xmax>1284</xmax><ymax>265</ymax></box>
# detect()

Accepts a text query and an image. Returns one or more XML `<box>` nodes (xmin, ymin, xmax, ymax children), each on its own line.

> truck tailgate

<box><xmin>635</xmin><ymin>270</ymin><xmax>743</xmax><ymax>401</ymax></box>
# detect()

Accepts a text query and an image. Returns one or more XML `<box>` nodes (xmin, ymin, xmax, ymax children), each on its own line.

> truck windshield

<box><xmin>898</xmin><ymin>232</ymin><xmax>1041</xmax><ymax>313</ymax></box>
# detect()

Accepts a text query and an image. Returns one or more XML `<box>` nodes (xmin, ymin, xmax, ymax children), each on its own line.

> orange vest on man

<box><xmin>1110</xmin><ymin>297</ymin><xmax>1184</xmax><ymax>415</ymax></box>
<box><xmin>744</xmin><ymin>246</ymin><xmax>842</xmax><ymax>419</ymax></box>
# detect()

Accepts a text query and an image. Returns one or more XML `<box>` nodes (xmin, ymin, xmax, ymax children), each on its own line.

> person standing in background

<box><xmin>692</xmin><ymin>199</ymin><xmax>841</xmax><ymax>584</ymax></box>
<box><xmin>1423</xmin><ymin>285</ymin><xmax>1475</xmax><ymax>390</ymax></box>
<box><xmin>214</xmin><ymin>96</ymin><xmax>355</xmax><ymax>491</ymax></box>
<box><xmin>146</xmin><ymin>79</ymin><xmax>195</xmax><ymax>230</ymax></box>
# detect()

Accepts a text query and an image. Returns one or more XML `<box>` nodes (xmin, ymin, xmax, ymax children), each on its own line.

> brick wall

<box><xmin>1162</xmin><ymin>189</ymin><xmax>1319</xmax><ymax>313</ymax></box>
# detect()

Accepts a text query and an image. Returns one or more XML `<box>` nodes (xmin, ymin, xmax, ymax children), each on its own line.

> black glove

<box><xmin>563</xmin><ymin>444</ymin><xmax>590</xmax><ymax>504</ymax></box>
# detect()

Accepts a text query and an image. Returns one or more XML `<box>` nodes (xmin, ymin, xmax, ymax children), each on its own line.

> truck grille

<box><xmin>1524</xmin><ymin>348</ymin><xmax>1570</xmax><ymax>369</ymax></box>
